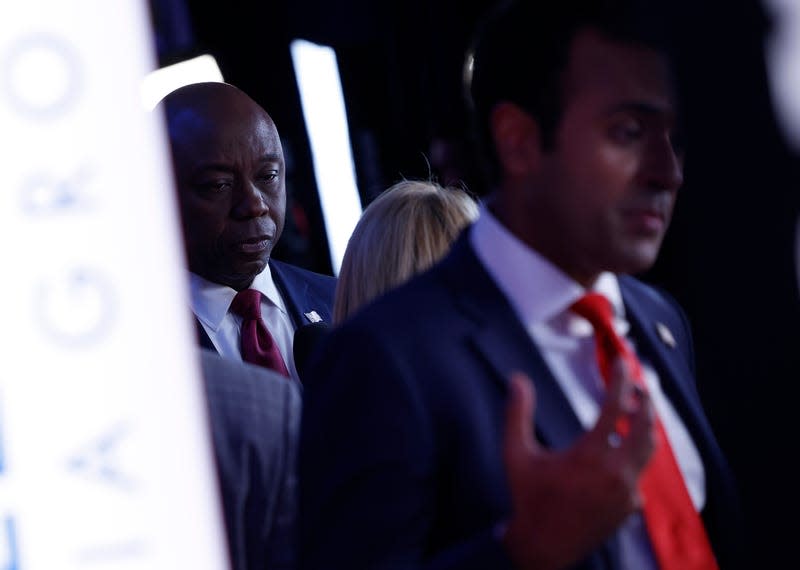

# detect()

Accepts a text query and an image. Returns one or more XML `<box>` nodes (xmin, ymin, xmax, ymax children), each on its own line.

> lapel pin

<box><xmin>304</xmin><ymin>310</ymin><xmax>323</xmax><ymax>323</ymax></box>
<box><xmin>655</xmin><ymin>322</ymin><xmax>676</xmax><ymax>348</ymax></box>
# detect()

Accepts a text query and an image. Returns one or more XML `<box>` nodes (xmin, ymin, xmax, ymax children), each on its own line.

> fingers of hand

<box><xmin>504</xmin><ymin>372</ymin><xmax>540</xmax><ymax>465</ymax></box>
<box><xmin>611</xmin><ymin>356</ymin><xmax>646</xmax><ymax>413</ymax></box>
<box><xmin>593</xmin><ymin>356</ymin><xmax>634</xmax><ymax>441</ymax></box>
<box><xmin>592</xmin><ymin>357</ymin><xmax>655</xmax><ymax>477</ymax></box>
<box><xmin>619</xmin><ymin>387</ymin><xmax>656</xmax><ymax>470</ymax></box>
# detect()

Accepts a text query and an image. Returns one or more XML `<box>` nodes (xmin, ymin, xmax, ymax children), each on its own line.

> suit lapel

<box><xmin>620</xmin><ymin>282</ymin><xmax>711</xmax><ymax>439</ymax></box>
<box><xmin>441</xmin><ymin>235</ymin><xmax>586</xmax><ymax>450</ymax></box>
<box><xmin>469</xmin><ymin>321</ymin><xmax>587</xmax><ymax>450</ymax></box>
<box><xmin>196</xmin><ymin>317</ymin><xmax>216</xmax><ymax>352</ymax></box>
<box><xmin>269</xmin><ymin>260</ymin><xmax>310</xmax><ymax>329</ymax></box>
<box><xmin>621</xmin><ymin>279</ymin><xmax>742</xmax><ymax>555</ymax></box>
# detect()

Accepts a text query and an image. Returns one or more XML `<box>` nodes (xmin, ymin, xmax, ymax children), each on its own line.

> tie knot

<box><xmin>230</xmin><ymin>289</ymin><xmax>263</xmax><ymax>319</ymax></box>
<box><xmin>570</xmin><ymin>292</ymin><xmax>615</xmax><ymax>334</ymax></box>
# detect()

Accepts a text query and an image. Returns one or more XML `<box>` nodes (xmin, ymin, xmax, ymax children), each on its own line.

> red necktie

<box><xmin>230</xmin><ymin>289</ymin><xmax>290</xmax><ymax>377</ymax></box>
<box><xmin>571</xmin><ymin>293</ymin><xmax>718</xmax><ymax>570</ymax></box>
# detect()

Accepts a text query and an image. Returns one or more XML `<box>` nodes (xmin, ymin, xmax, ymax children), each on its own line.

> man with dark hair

<box><xmin>299</xmin><ymin>0</ymin><xmax>742</xmax><ymax>568</ymax></box>
<box><xmin>161</xmin><ymin>82</ymin><xmax>335</xmax><ymax>381</ymax></box>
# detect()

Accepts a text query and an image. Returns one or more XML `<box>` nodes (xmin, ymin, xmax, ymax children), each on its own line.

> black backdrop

<box><xmin>150</xmin><ymin>0</ymin><xmax>800</xmax><ymax>564</ymax></box>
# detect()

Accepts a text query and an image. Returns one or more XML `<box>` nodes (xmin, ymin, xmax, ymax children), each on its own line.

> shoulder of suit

<box><xmin>617</xmin><ymin>274</ymin><xmax>692</xmax><ymax>340</ymax></box>
<box><xmin>199</xmin><ymin>350</ymin><xmax>300</xmax><ymax>471</ymax></box>
<box><xmin>618</xmin><ymin>274</ymin><xmax>680</xmax><ymax>310</ymax></box>
<box><xmin>269</xmin><ymin>258</ymin><xmax>337</xmax><ymax>286</ymax></box>
<box><xmin>200</xmin><ymin>349</ymin><xmax>301</xmax><ymax>409</ymax></box>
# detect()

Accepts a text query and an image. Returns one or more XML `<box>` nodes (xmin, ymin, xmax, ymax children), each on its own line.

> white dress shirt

<box><xmin>470</xmin><ymin>206</ymin><xmax>706</xmax><ymax>568</ymax></box>
<box><xmin>189</xmin><ymin>266</ymin><xmax>299</xmax><ymax>381</ymax></box>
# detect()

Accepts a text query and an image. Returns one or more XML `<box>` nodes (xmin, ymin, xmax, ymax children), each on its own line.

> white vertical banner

<box><xmin>0</xmin><ymin>2</ymin><xmax>229</xmax><ymax>570</ymax></box>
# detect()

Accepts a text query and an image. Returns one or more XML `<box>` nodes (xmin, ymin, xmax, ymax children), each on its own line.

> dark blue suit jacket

<box><xmin>299</xmin><ymin>232</ymin><xmax>743</xmax><ymax>569</ymax></box>
<box><xmin>197</xmin><ymin>259</ymin><xmax>337</xmax><ymax>351</ymax></box>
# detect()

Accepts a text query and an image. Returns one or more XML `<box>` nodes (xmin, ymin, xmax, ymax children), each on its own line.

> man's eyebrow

<box><xmin>606</xmin><ymin>101</ymin><xmax>676</xmax><ymax>119</ymax></box>
<box><xmin>190</xmin><ymin>155</ymin><xmax>283</xmax><ymax>176</ymax></box>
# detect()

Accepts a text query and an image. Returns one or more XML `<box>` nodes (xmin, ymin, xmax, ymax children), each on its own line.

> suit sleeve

<box><xmin>263</xmin><ymin>380</ymin><xmax>302</xmax><ymax>570</ymax></box>
<box><xmin>298</xmin><ymin>325</ymin><xmax>515</xmax><ymax>570</ymax></box>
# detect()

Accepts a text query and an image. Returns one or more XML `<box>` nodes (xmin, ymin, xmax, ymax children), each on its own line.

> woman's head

<box><xmin>334</xmin><ymin>180</ymin><xmax>479</xmax><ymax>324</ymax></box>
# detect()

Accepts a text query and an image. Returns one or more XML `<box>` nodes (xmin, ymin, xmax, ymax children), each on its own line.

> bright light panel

<box><xmin>290</xmin><ymin>39</ymin><xmax>362</xmax><ymax>275</ymax></box>
<box><xmin>763</xmin><ymin>0</ymin><xmax>800</xmax><ymax>292</ymax></box>
<box><xmin>140</xmin><ymin>54</ymin><xmax>224</xmax><ymax>110</ymax></box>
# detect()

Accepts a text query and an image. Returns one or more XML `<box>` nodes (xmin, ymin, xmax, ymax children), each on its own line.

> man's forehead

<box><xmin>171</xmin><ymin>100</ymin><xmax>273</xmax><ymax>135</ymax></box>
<box><xmin>171</xmin><ymin>104</ymin><xmax>281</xmax><ymax>152</ymax></box>
<box><xmin>166</xmin><ymin>83</ymin><xmax>275</xmax><ymax>136</ymax></box>
<box><xmin>177</xmin><ymin>132</ymin><xmax>284</xmax><ymax>174</ymax></box>
<box><xmin>562</xmin><ymin>29</ymin><xmax>677</xmax><ymax>108</ymax></box>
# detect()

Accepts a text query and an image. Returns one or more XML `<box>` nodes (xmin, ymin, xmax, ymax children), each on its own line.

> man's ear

<box><xmin>490</xmin><ymin>102</ymin><xmax>542</xmax><ymax>176</ymax></box>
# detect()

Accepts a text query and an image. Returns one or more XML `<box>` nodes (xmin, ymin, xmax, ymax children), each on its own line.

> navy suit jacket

<box><xmin>299</xmin><ymin>232</ymin><xmax>743</xmax><ymax>569</ymax></box>
<box><xmin>197</xmin><ymin>259</ymin><xmax>337</xmax><ymax>352</ymax></box>
<box><xmin>201</xmin><ymin>348</ymin><xmax>302</xmax><ymax>570</ymax></box>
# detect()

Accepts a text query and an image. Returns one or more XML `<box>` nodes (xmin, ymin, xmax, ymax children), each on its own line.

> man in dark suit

<box><xmin>200</xmin><ymin>348</ymin><xmax>300</xmax><ymax>570</ymax></box>
<box><xmin>299</xmin><ymin>1</ymin><xmax>742</xmax><ymax>568</ymax></box>
<box><xmin>162</xmin><ymin>82</ymin><xmax>335</xmax><ymax>381</ymax></box>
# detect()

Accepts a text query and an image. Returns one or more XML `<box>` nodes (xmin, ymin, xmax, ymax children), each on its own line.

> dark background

<box><xmin>150</xmin><ymin>0</ymin><xmax>800</xmax><ymax>564</ymax></box>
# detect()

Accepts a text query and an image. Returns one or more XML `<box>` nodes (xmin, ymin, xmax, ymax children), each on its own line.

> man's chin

<box><xmin>617</xmin><ymin>246</ymin><xmax>662</xmax><ymax>275</ymax></box>
<box><xmin>596</xmin><ymin>237</ymin><xmax>661</xmax><ymax>274</ymax></box>
<box><xmin>212</xmin><ymin>261</ymin><xmax>267</xmax><ymax>291</ymax></box>
<box><xmin>234</xmin><ymin>258</ymin><xmax>268</xmax><ymax>282</ymax></box>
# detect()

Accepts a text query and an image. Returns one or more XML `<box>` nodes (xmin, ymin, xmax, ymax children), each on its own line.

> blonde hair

<box><xmin>334</xmin><ymin>180</ymin><xmax>480</xmax><ymax>324</ymax></box>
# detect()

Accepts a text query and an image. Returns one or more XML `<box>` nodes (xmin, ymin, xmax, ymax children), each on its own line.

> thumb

<box><xmin>504</xmin><ymin>372</ymin><xmax>540</xmax><ymax>464</ymax></box>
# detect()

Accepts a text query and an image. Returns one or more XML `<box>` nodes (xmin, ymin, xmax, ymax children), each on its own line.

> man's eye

<box><xmin>258</xmin><ymin>171</ymin><xmax>279</xmax><ymax>184</ymax></box>
<box><xmin>609</xmin><ymin>121</ymin><xmax>643</xmax><ymax>144</ymax></box>
<box><xmin>197</xmin><ymin>181</ymin><xmax>232</xmax><ymax>193</ymax></box>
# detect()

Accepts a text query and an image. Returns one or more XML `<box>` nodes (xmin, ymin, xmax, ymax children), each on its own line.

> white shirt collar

<box><xmin>469</xmin><ymin>205</ymin><xmax>627</xmax><ymax>335</ymax></box>
<box><xmin>470</xmin><ymin>206</ymin><xmax>705</xmax><ymax>517</ymax></box>
<box><xmin>189</xmin><ymin>264</ymin><xmax>287</xmax><ymax>332</ymax></box>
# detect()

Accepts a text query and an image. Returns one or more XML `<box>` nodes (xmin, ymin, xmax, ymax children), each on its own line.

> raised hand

<box><xmin>501</xmin><ymin>358</ymin><xmax>655</xmax><ymax>570</ymax></box>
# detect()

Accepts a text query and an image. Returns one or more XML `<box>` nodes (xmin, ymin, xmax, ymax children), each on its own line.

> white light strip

<box><xmin>763</xmin><ymin>0</ymin><xmax>800</xmax><ymax>294</ymax></box>
<box><xmin>764</xmin><ymin>0</ymin><xmax>800</xmax><ymax>151</ymax></box>
<box><xmin>140</xmin><ymin>54</ymin><xmax>224</xmax><ymax>110</ymax></box>
<box><xmin>290</xmin><ymin>39</ymin><xmax>362</xmax><ymax>275</ymax></box>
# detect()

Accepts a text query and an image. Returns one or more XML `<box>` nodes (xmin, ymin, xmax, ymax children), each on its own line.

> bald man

<box><xmin>162</xmin><ymin>82</ymin><xmax>335</xmax><ymax>381</ymax></box>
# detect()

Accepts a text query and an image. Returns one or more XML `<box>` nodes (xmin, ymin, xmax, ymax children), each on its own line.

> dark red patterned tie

<box><xmin>230</xmin><ymin>289</ymin><xmax>290</xmax><ymax>377</ymax></box>
<box><xmin>571</xmin><ymin>293</ymin><xmax>718</xmax><ymax>570</ymax></box>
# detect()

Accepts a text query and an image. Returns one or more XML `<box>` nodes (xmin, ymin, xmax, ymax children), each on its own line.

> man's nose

<box><xmin>642</xmin><ymin>134</ymin><xmax>684</xmax><ymax>192</ymax></box>
<box><xmin>232</xmin><ymin>180</ymin><xmax>269</xmax><ymax>218</ymax></box>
